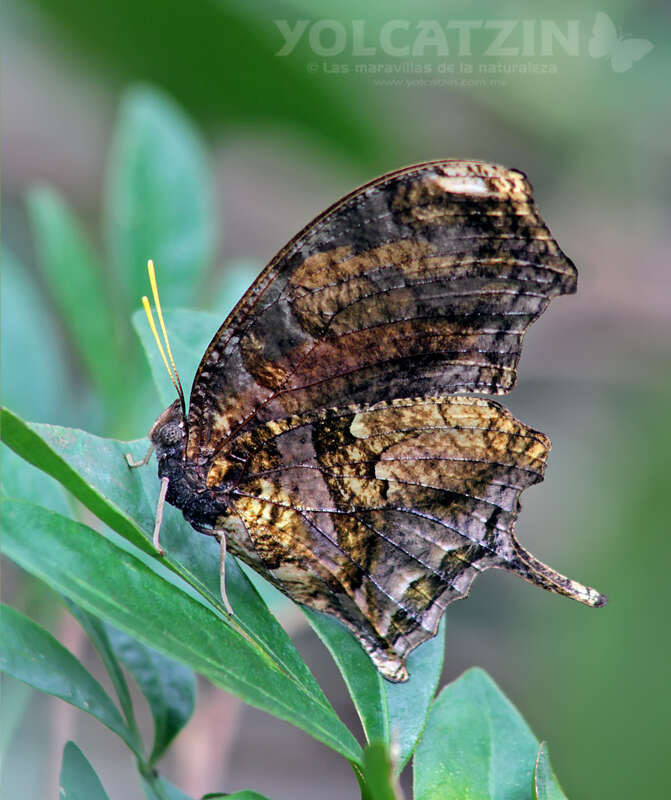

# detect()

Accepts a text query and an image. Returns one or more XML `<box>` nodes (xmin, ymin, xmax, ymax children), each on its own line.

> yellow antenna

<box><xmin>142</xmin><ymin>260</ymin><xmax>185</xmax><ymax>409</ymax></box>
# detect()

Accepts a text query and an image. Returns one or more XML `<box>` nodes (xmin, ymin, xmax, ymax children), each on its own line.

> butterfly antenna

<box><xmin>143</xmin><ymin>260</ymin><xmax>187</xmax><ymax>417</ymax></box>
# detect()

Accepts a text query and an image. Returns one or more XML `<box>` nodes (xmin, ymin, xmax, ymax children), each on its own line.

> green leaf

<box><xmin>59</xmin><ymin>741</ymin><xmax>111</xmax><ymax>800</ymax></box>
<box><xmin>0</xmin><ymin>407</ymin><xmax>326</xmax><ymax>703</ymax></box>
<box><xmin>104</xmin><ymin>85</ymin><xmax>215</xmax><ymax>310</ymax></box>
<box><xmin>104</xmin><ymin>624</ymin><xmax>196</xmax><ymax>764</ymax></box>
<box><xmin>533</xmin><ymin>742</ymin><xmax>569</xmax><ymax>800</ymax></box>
<box><xmin>384</xmin><ymin>619</ymin><xmax>446</xmax><ymax>771</ymax></box>
<box><xmin>0</xmin><ymin>604</ymin><xmax>138</xmax><ymax>755</ymax></box>
<box><xmin>149</xmin><ymin>779</ymin><xmax>193</xmax><ymax>800</ymax></box>
<box><xmin>306</xmin><ymin>610</ymin><xmax>445</xmax><ymax>772</ymax></box>
<box><xmin>0</xmin><ymin>675</ymin><xmax>32</xmax><ymax>766</ymax></box>
<box><xmin>0</xmin><ymin>248</ymin><xmax>77</xmax><ymax>425</ymax></box>
<box><xmin>414</xmin><ymin>668</ymin><xmax>539</xmax><ymax>800</ymax></box>
<box><xmin>133</xmin><ymin>308</ymin><xmax>220</xmax><ymax>408</ymax></box>
<box><xmin>64</xmin><ymin>602</ymin><xmax>139</xmax><ymax>743</ymax></box>
<box><xmin>1</xmin><ymin>443</ymin><xmax>71</xmax><ymax>516</ymax></box>
<box><xmin>359</xmin><ymin>741</ymin><xmax>402</xmax><ymax>800</ymax></box>
<box><xmin>1</xmin><ymin>498</ymin><xmax>361</xmax><ymax>764</ymax></box>
<box><xmin>26</xmin><ymin>185</ymin><xmax>120</xmax><ymax>401</ymax></box>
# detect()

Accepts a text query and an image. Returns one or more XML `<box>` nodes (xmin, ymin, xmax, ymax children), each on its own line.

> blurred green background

<box><xmin>2</xmin><ymin>0</ymin><xmax>669</xmax><ymax>798</ymax></box>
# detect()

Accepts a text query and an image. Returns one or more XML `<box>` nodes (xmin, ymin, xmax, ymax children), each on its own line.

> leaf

<box><xmin>26</xmin><ymin>185</ymin><xmax>120</xmax><ymax>401</ymax></box>
<box><xmin>0</xmin><ymin>248</ymin><xmax>76</xmax><ymax>424</ymax></box>
<box><xmin>384</xmin><ymin>619</ymin><xmax>446</xmax><ymax>771</ymax></box>
<box><xmin>104</xmin><ymin>624</ymin><xmax>196</xmax><ymax>764</ymax></box>
<box><xmin>359</xmin><ymin>741</ymin><xmax>403</xmax><ymax>800</ymax></box>
<box><xmin>413</xmin><ymin>668</ymin><xmax>539</xmax><ymax>800</ymax></box>
<box><xmin>0</xmin><ymin>407</ymin><xmax>327</xmax><ymax>703</ymax></box>
<box><xmin>0</xmin><ymin>675</ymin><xmax>32</xmax><ymax>765</ymax></box>
<box><xmin>133</xmin><ymin>309</ymin><xmax>220</xmax><ymax>408</ymax></box>
<box><xmin>144</xmin><ymin>776</ymin><xmax>194</xmax><ymax>800</ymax></box>
<box><xmin>59</xmin><ymin>741</ymin><xmax>111</xmax><ymax>800</ymax></box>
<box><xmin>64</xmin><ymin>602</ymin><xmax>139</xmax><ymax>741</ymax></box>
<box><xmin>533</xmin><ymin>742</ymin><xmax>569</xmax><ymax>800</ymax></box>
<box><xmin>0</xmin><ymin>604</ymin><xmax>139</xmax><ymax>755</ymax></box>
<box><xmin>104</xmin><ymin>85</ymin><xmax>215</xmax><ymax>310</ymax></box>
<box><xmin>306</xmin><ymin>610</ymin><xmax>445</xmax><ymax>772</ymax></box>
<box><xmin>1</xmin><ymin>497</ymin><xmax>361</xmax><ymax>764</ymax></box>
<box><xmin>1</xmin><ymin>443</ymin><xmax>71</xmax><ymax>517</ymax></box>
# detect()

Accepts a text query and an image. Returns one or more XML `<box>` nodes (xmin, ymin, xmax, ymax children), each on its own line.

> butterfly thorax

<box><xmin>149</xmin><ymin>400</ymin><xmax>233</xmax><ymax>531</ymax></box>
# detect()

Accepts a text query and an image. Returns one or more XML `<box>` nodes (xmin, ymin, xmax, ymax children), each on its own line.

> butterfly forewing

<box><xmin>186</xmin><ymin>160</ymin><xmax>576</xmax><ymax>460</ymax></box>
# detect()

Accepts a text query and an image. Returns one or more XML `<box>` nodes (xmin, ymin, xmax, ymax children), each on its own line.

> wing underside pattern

<box><xmin>172</xmin><ymin>160</ymin><xmax>603</xmax><ymax>681</ymax></box>
<box><xmin>213</xmin><ymin>397</ymin><xmax>603</xmax><ymax>681</ymax></box>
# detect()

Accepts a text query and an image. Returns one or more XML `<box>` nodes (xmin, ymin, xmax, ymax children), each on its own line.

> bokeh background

<box><xmin>2</xmin><ymin>1</ymin><xmax>670</xmax><ymax>798</ymax></box>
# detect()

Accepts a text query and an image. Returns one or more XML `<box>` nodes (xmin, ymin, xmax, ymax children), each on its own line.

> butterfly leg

<box><xmin>125</xmin><ymin>444</ymin><xmax>155</xmax><ymax>468</ymax></box>
<box><xmin>151</xmin><ymin>476</ymin><xmax>169</xmax><ymax>556</ymax></box>
<box><xmin>216</xmin><ymin>532</ymin><xmax>235</xmax><ymax>616</ymax></box>
<box><xmin>187</xmin><ymin>522</ymin><xmax>235</xmax><ymax>615</ymax></box>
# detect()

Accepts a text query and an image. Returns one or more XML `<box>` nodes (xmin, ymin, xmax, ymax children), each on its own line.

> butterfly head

<box><xmin>149</xmin><ymin>399</ymin><xmax>187</xmax><ymax>462</ymax></box>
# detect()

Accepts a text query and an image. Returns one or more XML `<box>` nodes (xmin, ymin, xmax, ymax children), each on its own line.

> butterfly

<box><xmin>129</xmin><ymin>160</ymin><xmax>606</xmax><ymax>682</ymax></box>
<box><xmin>588</xmin><ymin>11</ymin><xmax>653</xmax><ymax>73</ymax></box>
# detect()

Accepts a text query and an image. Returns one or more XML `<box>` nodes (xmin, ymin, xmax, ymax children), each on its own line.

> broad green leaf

<box><xmin>533</xmin><ymin>743</ymin><xmax>569</xmax><ymax>800</ymax></box>
<box><xmin>0</xmin><ymin>675</ymin><xmax>32</xmax><ymax>765</ymax></box>
<box><xmin>414</xmin><ymin>668</ymin><xmax>539</xmax><ymax>800</ymax></box>
<box><xmin>306</xmin><ymin>609</ymin><xmax>445</xmax><ymax>772</ymax></box>
<box><xmin>384</xmin><ymin>618</ymin><xmax>446</xmax><ymax>771</ymax></box>
<box><xmin>104</xmin><ymin>624</ymin><xmax>196</xmax><ymax>764</ymax></box>
<box><xmin>59</xmin><ymin>741</ymin><xmax>111</xmax><ymax>800</ymax></box>
<box><xmin>133</xmin><ymin>308</ymin><xmax>220</xmax><ymax>408</ymax></box>
<box><xmin>104</xmin><ymin>86</ymin><xmax>215</xmax><ymax>310</ymax></box>
<box><xmin>359</xmin><ymin>741</ymin><xmax>402</xmax><ymax>800</ymax></box>
<box><xmin>0</xmin><ymin>407</ymin><xmax>324</xmax><ymax>701</ymax></box>
<box><xmin>64</xmin><ymin>602</ymin><xmax>139</xmax><ymax>742</ymax></box>
<box><xmin>144</xmin><ymin>776</ymin><xmax>192</xmax><ymax>800</ymax></box>
<box><xmin>1</xmin><ymin>444</ymin><xmax>71</xmax><ymax>516</ymax></box>
<box><xmin>0</xmin><ymin>604</ymin><xmax>138</xmax><ymax>755</ymax></box>
<box><xmin>2</xmin><ymin>498</ymin><xmax>361</xmax><ymax>763</ymax></box>
<box><xmin>0</xmin><ymin>248</ymin><xmax>77</xmax><ymax>425</ymax></box>
<box><xmin>26</xmin><ymin>186</ymin><xmax>120</xmax><ymax>401</ymax></box>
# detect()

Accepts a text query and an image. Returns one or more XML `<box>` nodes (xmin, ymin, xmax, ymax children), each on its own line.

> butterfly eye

<box><xmin>150</xmin><ymin>420</ymin><xmax>184</xmax><ymax>452</ymax></box>
<box><xmin>161</xmin><ymin>423</ymin><xmax>183</xmax><ymax>447</ymax></box>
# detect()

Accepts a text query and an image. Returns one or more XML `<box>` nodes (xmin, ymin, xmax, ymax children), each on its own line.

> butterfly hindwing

<box><xmin>186</xmin><ymin>161</ymin><xmax>577</xmax><ymax>460</ymax></box>
<box><xmin>210</xmin><ymin>396</ymin><xmax>578</xmax><ymax>681</ymax></box>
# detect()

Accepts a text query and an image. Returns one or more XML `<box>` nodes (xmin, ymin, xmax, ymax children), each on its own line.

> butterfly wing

<box><xmin>588</xmin><ymin>11</ymin><xmax>618</xmax><ymax>59</ymax></box>
<box><xmin>213</xmin><ymin>397</ymin><xmax>604</xmax><ymax>681</ymax></box>
<box><xmin>186</xmin><ymin>161</ymin><xmax>577</xmax><ymax>460</ymax></box>
<box><xmin>611</xmin><ymin>38</ymin><xmax>653</xmax><ymax>72</ymax></box>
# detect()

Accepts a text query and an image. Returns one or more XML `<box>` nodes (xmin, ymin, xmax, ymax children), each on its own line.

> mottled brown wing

<box><xmin>213</xmin><ymin>397</ymin><xmax>604</xmax><ymax>681</ymax></box>
<box><xmin>186</xmin><ymin>161</ymin><xmax>577</xmax><ymax>460</ymax></box>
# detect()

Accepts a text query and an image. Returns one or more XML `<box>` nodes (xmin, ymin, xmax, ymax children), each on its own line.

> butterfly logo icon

<box><xmin>588</xmin><ymin>12</ymin><xmax>653</xmax><ymax>73</ymax></box>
